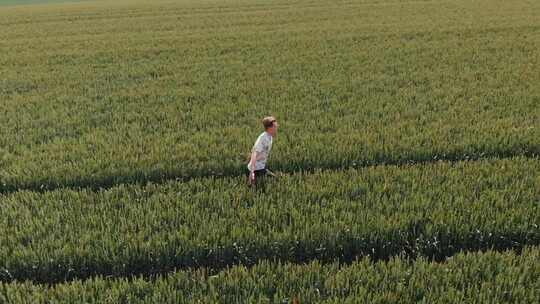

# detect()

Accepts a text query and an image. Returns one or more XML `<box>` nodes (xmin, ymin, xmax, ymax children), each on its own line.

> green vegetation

<box><xmin>0</xmin><ymin>0</ymin><xmax>539</xmax><ymax>301</ymax></box>
<box><xmin>2</xmin><ymin>248</ymin><xmax>539</xmax><ymax>303</ymax></box>
<box><xmin>0</xmin><ymin>0</ymin><xmax>539</xmax><ymax>191</ymax></box>
<box><xmin>1</xmin><ymin>158</ymin><xmax>538</xmax><ymax>283</ymax></box>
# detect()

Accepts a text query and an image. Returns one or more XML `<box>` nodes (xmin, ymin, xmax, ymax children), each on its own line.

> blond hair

<box><xmin>262</xmin><ymin>116</ymin><xmax>276</xmax><ymax>130</ymax></box>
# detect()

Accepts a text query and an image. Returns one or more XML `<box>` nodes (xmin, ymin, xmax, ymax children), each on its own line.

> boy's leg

<box><xmin>254</xmin><ymin>169</ymin><xmax>268</xmax><ymax>190</ymax></box>
<box><xmin>265</xmin><ymin>168</ymin><xmax>276</xmax><ymax>177</ymax></box>
<box><xmin>248</xmin><ymin>169</ymin><xmax>266</xmax><ymax>187</ymax></box>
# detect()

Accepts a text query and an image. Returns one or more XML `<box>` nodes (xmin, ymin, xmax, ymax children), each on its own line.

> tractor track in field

<box><xmin>0</xmin><ymin>150</ymin><xmax>538</xmax><ymax>196</ymax></box>
<box><xmin>1</xmin><ymin>237</ymin><xmax>538</xmax><ymax>285</ymax></box>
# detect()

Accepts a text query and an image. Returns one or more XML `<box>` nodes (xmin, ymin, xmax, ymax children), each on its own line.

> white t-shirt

<box><xmin>247</xmin><ymin>132</ymin><xmax>273</xmax><ymax>171</ymax></box>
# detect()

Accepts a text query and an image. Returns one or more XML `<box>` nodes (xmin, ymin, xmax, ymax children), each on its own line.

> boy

<box><xmin>248</xmin><ymin>116</ymin><xmax>278</xmax><ymax>186</ymax></box>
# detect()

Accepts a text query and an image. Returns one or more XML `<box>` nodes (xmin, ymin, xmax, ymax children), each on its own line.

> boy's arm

<box><xmin>249</xmin><ymin>136</ymin><xmax>268</xmax><ymax>181</ymax></box>
<box><xmin>249</xmin><ymin>151</ymin><xmax>258</xmax><ymax>179</ymax></box>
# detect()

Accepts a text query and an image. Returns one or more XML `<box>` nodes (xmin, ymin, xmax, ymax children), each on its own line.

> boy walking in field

<box><xmin>248</xmin><ymin>116</ymin><xmax>278</xmax><ymax>186</ymax></box>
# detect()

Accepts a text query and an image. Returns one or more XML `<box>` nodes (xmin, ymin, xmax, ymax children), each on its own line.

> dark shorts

<box><xmin>247</xmin><ymin>168</ymin><xmax>269</xmax><ymax>187</ymax></box>
<box><xmin>253</xmin><ymin>169</ymin><xmax>268</xmax><ymax>178</ymax></box>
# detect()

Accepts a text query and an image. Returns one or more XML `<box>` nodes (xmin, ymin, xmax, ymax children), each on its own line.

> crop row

<box><xmin>1</xmin><ymin>247</ymin><xmax>539</xmax><ymax>303</ymax></box>
<box><xmin>0</xmin><ymin>157</ymin><xmax>538</xmax><ymax>283</ymax></box>
<box><xmin>0</xmin><ymin>0</ymin><xmax>539</xmax><ymax>191</ymax></box>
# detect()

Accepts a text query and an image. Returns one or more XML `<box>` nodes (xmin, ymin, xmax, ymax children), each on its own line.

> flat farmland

<box><xmin>0</xmin><ymin>0</ymin><xmax>538</xmax><ymax>191</ymax></box>
<box><xmin>0</xmin><ymin>0</ymin><xmax>538</xmax><ymax>302</ymax></box>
